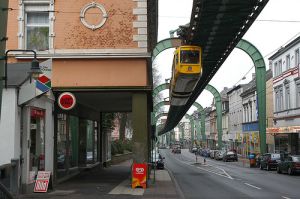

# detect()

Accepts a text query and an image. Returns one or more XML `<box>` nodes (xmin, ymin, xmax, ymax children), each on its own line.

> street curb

<box><xmin>165</xmin><ymin>166</ymin><xmax>185</xmax><ymax>199</ymax></box>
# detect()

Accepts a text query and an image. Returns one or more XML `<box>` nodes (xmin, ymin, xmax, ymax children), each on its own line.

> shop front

<box><xmin>267</xmin><ymin>126</ymin><xmax>300</xmax><ymax>154</ymax></box>
<box><xmin>55</xmin><ymin>112</ymin><xmax>100</xmax><ymax>180</ymax></box>
<box><xmin>20</xmin><ymin>94</ymin><xmax>55</xmax><ymax>193</ymax></box>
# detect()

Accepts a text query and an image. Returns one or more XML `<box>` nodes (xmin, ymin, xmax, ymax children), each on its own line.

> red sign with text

<box><xmin>58</xmin><ymin>92</ymin><xmax>76</xmax><ymax>110</ymax></box>
<box><xmin>34</xmin><ymin>171</ymin><xmax>51</xmax><ymax>193</ymax></box>
<box><xmin>132</xmin><ymin>163</ymin><xmax>147</xmax><ymax>189</ymax></box>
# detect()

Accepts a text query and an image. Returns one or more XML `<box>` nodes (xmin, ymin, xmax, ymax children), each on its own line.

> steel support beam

<box><xmin>193</xmin><ymin>102</ymin><xmax>206</xmax><ymax>141</ymax></box>
<box><xmin>204</xmin><ymin>84</ymin><xmax>222</xmax><ymax>150</ymax></box>
<box><xmin>236</xmin><ymin>39</ymin><xmax>266</xmax><ymax>154</ymax></box>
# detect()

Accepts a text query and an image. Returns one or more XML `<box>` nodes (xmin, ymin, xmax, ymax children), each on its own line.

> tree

<box><xmin>116</xmin><ymin>112</ymin><xmax>128</xmax><ymax>141</ymax></box>
<box><xmin>152</xmin><ymin>62</ymin><xmax>164</xmax><ymax>105</ymax></box>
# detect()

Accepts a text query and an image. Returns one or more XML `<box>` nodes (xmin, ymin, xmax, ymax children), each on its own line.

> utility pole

<box><xmin>0</xmin><ymin>0</ymin><xmax>9</xmax><ymax>116</ymax></box>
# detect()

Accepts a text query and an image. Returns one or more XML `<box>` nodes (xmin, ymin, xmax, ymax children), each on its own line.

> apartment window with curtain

<box><xmin>19</xmin><ymin>0</ymin><xmax>53</xmax><ymax>50</ymax></box>
<box><xmin>286</xmin><ymin>54</ymin><xmax>290</xmax><ymax>70</ymax></box>
<box><xmin>26</xmin><ymin>12</ymin><xmax>49</xmax><ymax>51</ymax></box>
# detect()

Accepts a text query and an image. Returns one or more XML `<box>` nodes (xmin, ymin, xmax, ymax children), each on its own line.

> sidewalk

<box><xmin>20</xmin><ymin>160</ymin><xmax>181</xmax><ymax>199</ymax></box>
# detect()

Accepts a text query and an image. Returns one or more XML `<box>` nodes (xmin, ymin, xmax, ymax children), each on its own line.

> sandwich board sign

<box><xmin>34</xmin><ymin>171</ymin><xmax>51</xmax><ymax>193</ymax></box>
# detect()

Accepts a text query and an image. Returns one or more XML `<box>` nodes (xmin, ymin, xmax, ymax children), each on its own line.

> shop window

<box><xmin>57</xmin><ymin>114</ymin><xmax>80</xmax><ymax>177</ymax></box>
<box><xmin>94</xmin><ymin>121</ymin><xmax>99</xmax><ymax>162</ymax></box>
<box><xmin>86</xmin><ymin>120</ymin><xmax>94</xmax><ymax>164</ymax></box>
<box><xmin>57</xmin><ymin>114</ymin><xmax>67</xmax><ymax>172</ymax></box>
<box><xmin>29</xmin><ymin>108</ymin><xmax>45</xmax><ymax>174</ymax></box>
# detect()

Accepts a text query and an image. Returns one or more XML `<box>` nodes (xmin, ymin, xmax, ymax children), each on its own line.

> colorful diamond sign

<box><xmin>36</xmin><ymin>75</ymin><xmax>51</xmax><ymax>93</ymax></box>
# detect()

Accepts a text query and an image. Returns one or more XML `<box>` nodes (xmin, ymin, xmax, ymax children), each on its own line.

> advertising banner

<box><xmin>132</xmin><ymin>163</ymin><xmax>147</xmax><ymax>189</ymax></box>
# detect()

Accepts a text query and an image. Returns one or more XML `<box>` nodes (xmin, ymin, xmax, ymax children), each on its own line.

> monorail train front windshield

<box><xmin>180</xmin><ymin>50</ymin><xmax>200</xmax><ymax>64</ymax></box>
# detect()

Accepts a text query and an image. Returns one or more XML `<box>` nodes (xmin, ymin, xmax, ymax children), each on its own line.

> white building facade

<box><xmin>227</xmin><ymin>85</ymin><xmax>245</xmax><ymax>154</ymax></box>
<box><xmin>268</xmin><ymin>36</ymin><xmax>300</xmax><ymax>155</ymax></box>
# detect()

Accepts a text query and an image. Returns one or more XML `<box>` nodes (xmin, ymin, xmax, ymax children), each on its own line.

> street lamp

<box><xmin>2</xmin><ymin>49</ymin><xmax>42</xmax><ymax>88</ymax></box>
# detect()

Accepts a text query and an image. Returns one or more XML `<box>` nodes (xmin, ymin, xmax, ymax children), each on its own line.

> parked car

<box><xmin>260</xmin><ymin>153</ymin><xmax>281</xmax><ymax>170</ymax></box>
<box><xmin>223</xmin><ymin>151</ymin><xmax>238</xmax><ymax>162</ymax></box>
<box><xmin>210</xmin><ymin>150</ymin><xmax>216</xmax><ymax>159</ymax></box>
<box><xmin>215</xmin><ymin>150</ymin><xmax>226</xmax><ymax>160</ymax></box>
<box><xmin>151</xmin><ymin>153</ymin><xmax>165</xmax><ymax>169</ymax></box>
<box><xmin>277</xmin><ymin>155</ymin><xmax>300</xmax><ymax>175</ymax></box>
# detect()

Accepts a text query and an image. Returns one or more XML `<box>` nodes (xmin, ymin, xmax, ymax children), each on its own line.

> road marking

<box><xmin>244</xmin><ymin>183</ymin><xmax>261</xmax><ymax>190</ymax></box>
<box><xmin>282</xmin><ymin>196</ymin><xmax>291</xmax><ymax>199</ymax></box>
<box><xmin>172</xmin><ymin>154</ymin><xmax>234</xmax><ymax>180</ymax></box>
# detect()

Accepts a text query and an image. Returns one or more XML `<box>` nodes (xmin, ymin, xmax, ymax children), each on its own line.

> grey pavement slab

<box><xmin>20</xmin><ymin>160</ymin><xmax>181</xmax><ymax>199</ymax></box>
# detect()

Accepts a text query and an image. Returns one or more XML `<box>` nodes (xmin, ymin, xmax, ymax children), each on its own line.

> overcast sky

<box><xmin>154</xmin><ymin>0</ymin><xmax>300</xmax><ymax>113</ymax></box>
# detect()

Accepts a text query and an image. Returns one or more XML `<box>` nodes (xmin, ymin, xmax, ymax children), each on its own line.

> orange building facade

<box><xmin>5</xmin><ymin>0</ymin><xmax>157</xmax><ymax>192</ymax></box>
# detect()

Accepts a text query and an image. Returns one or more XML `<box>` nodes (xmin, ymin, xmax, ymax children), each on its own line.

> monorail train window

<box><xmin>180</xmin><ymin>50</ymin><xmax>199</xmax><ymax>64</ymax></box>
<box><xmin>176</xmin><ymin>53</ymin><xmax>179</xmax><ymax>64</ymax></box>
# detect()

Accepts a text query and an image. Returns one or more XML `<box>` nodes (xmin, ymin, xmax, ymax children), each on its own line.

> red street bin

<box><xmin>132</xmin><ymin>163</ymin><xmax>147</xmax><ymax>189</ymax></box>
<box><xmin>249</xmin><ymin>154</ymin><xmax>256</xmax><ymax>168</ymax></box>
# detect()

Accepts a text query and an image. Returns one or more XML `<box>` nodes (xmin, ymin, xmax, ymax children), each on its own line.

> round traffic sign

<box><xmin>58</xmin><ymin>92</ymin><xmax>76</xmax><ymax>110</ymax></box>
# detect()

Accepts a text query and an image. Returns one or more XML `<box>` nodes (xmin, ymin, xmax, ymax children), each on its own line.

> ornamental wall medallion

<box><xmin>80</xmin><ymin>2</ymin><xmax>108</xmax><ymax>30</ymax></box>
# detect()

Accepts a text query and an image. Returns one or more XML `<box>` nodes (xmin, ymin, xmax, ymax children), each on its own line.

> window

<box><xmin>279</xmin><ymin>88</ymin><xmax>283</xmax><ymax>111</ymax></box>
<box><xmin>19</xmin><ymin>1</ymin><xmax>53</xmax><ymax>50</ymax></box>
<box><xmin>286</xmin><ymin>54</ymin><xmax>290</xmax><ymax>70</ymax></box>
<box><xmin>296</xmin><ymin>49</ymin><xmax>299</xmax><ymax>67</ymax></box>
<box><xmin>278</xmin><ymin>59</ymin><xmax>282</xmax><ymax>75</ymax></box>
<box><xmin>297</xmin><ymin>83</ymin><xmax>300</xmax><ymax>108</ymax></box>
<box><xmin>285</xmin><ymin>85</ymin><xmax>290</xmax><ymax>110</ymax></box>
<box><xmin>26</xmin><ymin>12</ymin><xmax>49</xmax><ymax>51</ymax></box>
<box><xmin>274</xmin><ymin>62</ymin><xmax>278</xmax><ymax>76</ymax></box>
<box><xmin>275</xmin><ymin>86</ymin><xmax>283</xmax><ymax>111</ymax></box>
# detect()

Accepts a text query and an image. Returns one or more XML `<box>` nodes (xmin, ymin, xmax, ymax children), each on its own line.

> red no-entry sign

<box><xmin>58</xmin><ymin>92</ymin><xmax>76</xmax><ymax>110</ymax></box>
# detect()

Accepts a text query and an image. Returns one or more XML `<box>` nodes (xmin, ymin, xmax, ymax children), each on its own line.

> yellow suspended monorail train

<box><xmin>170</xmin><ymin>45</ymin><xmax>202</xmax><ymax>106</ymax></box>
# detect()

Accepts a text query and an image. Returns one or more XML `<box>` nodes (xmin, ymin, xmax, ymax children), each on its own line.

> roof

<box><xmin>269</xmin><ymin>36</ymin><xmax>300</xmax><ymax>60</ymax></box>
<box><xmin>7</xmin><ymin>62</ymin><xmax>32</xmax><ymax>87</ymax></box>
<box><xmin>240</xmin><ymin>69</ymin><xmax>273</xmax><ymax>97</ymax></box>
<box><xmin>227</xmin><ymin>84</ymin><xmax>246</xmax><ymax>95</ymax></box>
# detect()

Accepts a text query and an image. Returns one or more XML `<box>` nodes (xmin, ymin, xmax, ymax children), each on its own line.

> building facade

<box><xmin>220</xmin><ymin>87</ymin><xmax>230</xmax><ymax>149</ymax></box>
<box><xmin>268</xmin><ymin>36</ymin><xmax>300</xmax><ymax>155</ymax></box>
<box><xmin>227</xmin><ymin>85</ymin><xmax>245</xmax><ymax>155</ymax></box>
<box><xmin>240</xmin><ymin>70</ymin><xmax>273</xmax><ymax>155</ymax></box>
<box><xmin>2</xmin><ymin>0</ymin><xmax>157</xmax><ymax>193</ymax></box>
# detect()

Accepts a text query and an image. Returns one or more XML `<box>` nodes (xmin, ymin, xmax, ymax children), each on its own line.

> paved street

<box><xmin>161</xmin><ymin>149</ymin><xmax>300</xmax><ymax>199</ymax></box>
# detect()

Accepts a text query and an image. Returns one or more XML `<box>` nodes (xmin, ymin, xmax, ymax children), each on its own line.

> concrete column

<box><xmin>132</xmin><ymin>93</ymin><xmax>149</xmax><ymax>163</ymax></box>
<box><xmin>0</xmin><ymin>0</ymin><xmax>9</xmax><ymax>115</ymax></box>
